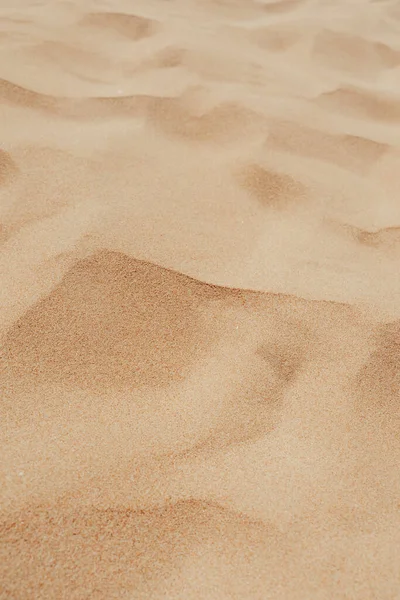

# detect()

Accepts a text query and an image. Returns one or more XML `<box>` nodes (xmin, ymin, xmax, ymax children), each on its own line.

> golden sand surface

<box><xmin>1</xmin><ymin>0</ymin><xmax>400</xmax><ymax>598</ymax></box>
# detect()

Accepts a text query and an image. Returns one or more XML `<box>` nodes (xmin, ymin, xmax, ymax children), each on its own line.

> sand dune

<box><xmin>1</xmin><ymin>0</ymin><xmax>400</xmax><ymax>598</ymax></box>
<box><xmin>317</xmin><ymin>84</ymin><xmax>400</xmax><ymax>122</ymax></box>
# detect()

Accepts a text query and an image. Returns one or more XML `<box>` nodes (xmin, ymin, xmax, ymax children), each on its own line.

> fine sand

<box><xmin>1</xmin><ymin>0</ymin><xmax>400</xmax><ymax>598</ymax></box>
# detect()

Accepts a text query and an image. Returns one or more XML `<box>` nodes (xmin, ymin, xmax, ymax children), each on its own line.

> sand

<box><xmin>1</xmin><ymin>0</ymin><xmax>400</xmax><ymax>598</ymax></box>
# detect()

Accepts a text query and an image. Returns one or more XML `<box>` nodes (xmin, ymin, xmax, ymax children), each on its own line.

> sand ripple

<box><xmin>1</xmin><ymin>0</ymin><xmax>400</xmax><ymax>598</ymax></box>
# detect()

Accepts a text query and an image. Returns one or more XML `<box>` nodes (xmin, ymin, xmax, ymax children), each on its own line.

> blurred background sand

<box><xmin>1</xmin><ymin>0</ymin><xmax>400</xmax><ymax>598</ymax></box>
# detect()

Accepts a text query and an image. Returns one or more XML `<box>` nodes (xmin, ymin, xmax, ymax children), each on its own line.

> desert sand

<box><xmin>1</xmin><ymin>0</ymin><xmax>400</xmax><ymax>598</ymax></box>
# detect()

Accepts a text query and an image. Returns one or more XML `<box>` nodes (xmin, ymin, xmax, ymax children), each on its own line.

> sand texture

<box><xmin>1</xmin><ymin>0</ymin><xmax>400</xmax><ymax>598</ymax></box>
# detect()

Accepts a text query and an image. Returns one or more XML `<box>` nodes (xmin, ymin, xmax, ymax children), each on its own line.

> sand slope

<box><xmin>1</xmin><ymin>0</ymin><xmax>400</xmax><ymax>598</ymax></box>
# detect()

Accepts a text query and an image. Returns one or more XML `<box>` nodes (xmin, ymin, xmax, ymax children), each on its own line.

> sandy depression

<box><xmin>1</xmin><ymin>0</ymin><xmax>400</xmax><ymax>598</ymax></box>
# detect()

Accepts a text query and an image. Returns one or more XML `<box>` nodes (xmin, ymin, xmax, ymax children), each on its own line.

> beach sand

<box><xmin>1</xmin><ymin>0</ymin><xmax>400</xmax><ymax>598</ymax></box>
